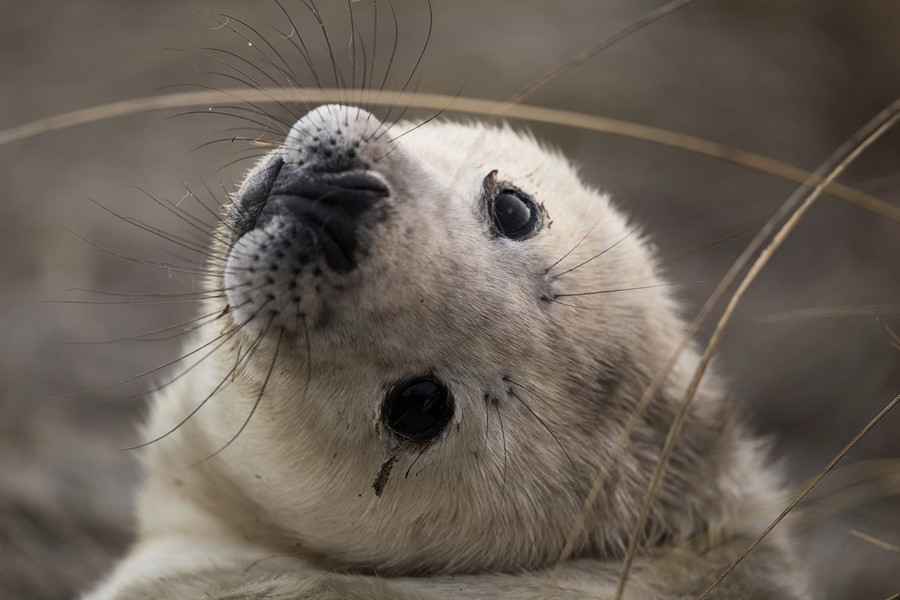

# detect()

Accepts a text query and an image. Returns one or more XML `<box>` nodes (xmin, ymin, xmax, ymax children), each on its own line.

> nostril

<box><xmin>231</xmin><ymin>156</ymin><xmax>285</xmax><ymax>239</ymax></box>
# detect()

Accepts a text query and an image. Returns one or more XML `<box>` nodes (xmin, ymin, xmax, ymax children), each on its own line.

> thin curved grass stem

<box><xmin>1</xmin><ymin>88</ymin><xmax>897</xmax><ymax>223</ymax></box>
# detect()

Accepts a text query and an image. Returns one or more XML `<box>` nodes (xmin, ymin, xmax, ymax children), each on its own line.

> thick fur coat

<box><xmin>84</xmin><ymin>107</ymin><xmax>808</xmax><ymax>599</ymax></box>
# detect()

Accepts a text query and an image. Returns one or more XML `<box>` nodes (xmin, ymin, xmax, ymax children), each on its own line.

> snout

<box><xmin>257</xmin><ymin>165</ymin><xmax>389</xmax><ymax>273</ymax></box>
<box><xmin>223</xmin><ymin>105</ymin><xmax>393</xmax><ymax>332</ymax></box>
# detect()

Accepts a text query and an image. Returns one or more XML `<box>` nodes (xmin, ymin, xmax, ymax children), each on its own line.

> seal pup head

<box><xmin>165</xmin><ymin>104</ymin><xmax>778</xmax><ymax>575</ymax></box>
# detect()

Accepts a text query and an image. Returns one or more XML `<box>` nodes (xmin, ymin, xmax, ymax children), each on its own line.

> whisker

<box><xmin>372</xmin><ymin>77</ymin><xmax>421</xmax><ymax>142</ymax></box>
<box><xmin>170</xmin><ymin>107</ymin><xmax>288</xmax><ymax>139</ymax></box>
<box><xmin>200</xmin><ymin>321</ymin><xmax>284</xmax><ymax>462</ymax></box>
<box><xmin>61</xmin><ymin>282</ymin><xmax>246</xmax><ymax>300</ymax></box>
<box><xmin>552</xmin><ymin>282</ymin><xmax>685</xmax><ymax>299</ymax></box>
<box><xmin>496</xmin><ymin>401</ymin><xmax>508</xmax><ymax>487</ymax></box>
<box><xmin>504</xmin><ymin>377</ymin><xmax>576</xmax><ymax>470</ymax></box>
<box><xmin>171</xmin><ymin>186</ymin><xmax>226</xmax><ymax>232</ymax></box>
<box><xmin>183</xmin><ymin>183</ymin><xmax>237</xmax><ymax>235</ymax></box>
<box><xmin>65</xmin><ymin>307</ymin><xmax>228</xmax><ymax>345</ymax></box>
<box><xmin>211</xmin><ymin>20</ymin><xmax>318</xmax><ymax>131</ymax></box>
<box><xmin>201</xmin><ymin>44</ymin><xmax>302</xmax><ymax>120</ymax></box>
<box><xmin>208</xmin><ymin>14</ymin><xmax>232</xmax><ymax>32</ymax></box>
<box><xmin>124</xmin><ymin>307</ymin><xmax>271</xmax><ymax>450</ymax></box>
<box><xmin>399</xmin><ymin>0</ymin><xmax>433</xmax><ymax>99</ymax></box>
<box><xmin>51</xmin><ymin>304</ymin><xmax>251</xmax><ymax>403</ymax></box>
<box><xmin>544</xmin><ymin>215</ymin><xmax>605</xmax><ymax>275</ymax></box>
<box><xmin>214</xmin><ymin>24</ymin><xmax>294</xmax><ymax>92</ymax></box>
<box><xmin>546</xmin><ymin>297</ymin><xmax>580</xmax><ymax>308</ymax></box>
<box><xmin>44</xmin><ymin>295</ymin><xmax>227</xmax><ymax>307</ymax></box>
<box><xmin>301</xmin><ymin>314</ymin><xmax>313</xmax><ymax>402</ymax></box>
<box><xmin>381</xmin><ymin>81</ymin><xmax>464</xmax><ymax>146</ymax></box>
<box><xmin>62</xmin><ymin>226</ymin><xmax>233</xmax><ymax>278</ymax></box>
<box><xmin>111</xmin><ymin>300</ymin><xmax>256</xmax><ymax>400</ymax></box>
<box><xmin>221</xmin><ymin>12</ymin><xmax>302</xmax><ymax>87</ymax></box>
<box><xmin>483</xmin><ymin>394</ymin><xmax>491</xmax><ymax>439</ymax></box>
<box><xmin>133</xmin><ymin>187</ymin><xmax>236</xmax><ymax>250</ymax></box>
<box><xmin>271</xmin><ymin>0</ymin><xmax>324</xmax><ymax>89</ymax></box>
<box><xmin>220</xmin><ymin>125</ymin><xmax>283</xmax><ymax>139</ymax></box>
<box><xmin>87</xmin><ymin>195</ymin><xmax>230</xmax><ymax>263</ymax></box>
<box><xmin>550</xmin><ymin>228</ymin><xmax>635</xmax><ymax>279</ymax></box>
<box><xmin>114</xmin><ymin>312</ymin><xmax>253</xmax><ymax>384</ymax></box>
<box><xmin>202</xmin><ymin>71</ymin><xmax>299</xmax><ymax>131</ymax></box>
<box><xmin>372</xmin><ymin>0</ymin><xmax>400</xmax><ymax>130</ymax></box>
<box><xmin>355</xmin><ymin>26</ymin><xmax>370</xmax><ymax>120</ymax></box>
<box><xmin>207</xmin><ymin>181</ymin><xmax>232</xmax><ymax>209</ymax></box>
<box><xmin>384</xmin><ymin>111</ymin><xmax>439</xmax><ymax>145</ymax></box>
<box><xmin>347</xmin><ymin>0</ymin><xmax>358</xmax><ymax>96</ymax></box>
<box><xmin>216</xmin><ymin>151</ymin><xmax>278</xmax><ymax>173</ymax></box>
<box><xmin>161</xmin><ymin>79</ymin><xmax>293</xmax><ymax>134</ymax></box>
<box><xmin>192</xmin><ymin>136</ymin><xmax>279</xmax><ymax>153</ymax></box>
<box><xmin>303</xmin><ymin>0</ymin><xmax>345</xmax><ymax>92</ymax></box>
<box><xmin>376</xmin><ymin>0</ymin><xmax>436</xmax><ymax>140</ymax></box>
<box><xmin>364</xmin><ymin>0</ymin><xmax>379</xmax><ymax>121</ymax></box>
<box><xmin>369</xmin><ymin>0</ymin><xmax>379</xmax><ymax>87</ymax></box>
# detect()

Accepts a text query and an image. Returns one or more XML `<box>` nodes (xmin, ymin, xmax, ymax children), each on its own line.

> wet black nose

<box><xmin>267</xmin><ymin>164</ymin><xmax>388</xmax><ymax>221</ymax></box>
<box><xmin>252</xmin><ymin>161</ymin><xmax>389</xmax><ymax>272</ymax></box>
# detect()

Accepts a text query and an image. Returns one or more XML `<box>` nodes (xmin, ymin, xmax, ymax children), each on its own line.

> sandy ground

<box><xmin>1</xmin><ymin>1</ymin><xmax>899</xmax><ymax>598</ymax></box>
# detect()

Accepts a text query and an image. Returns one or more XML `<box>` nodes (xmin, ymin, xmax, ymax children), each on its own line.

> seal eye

<box><xmin>383</xmin><ymin>376</ymin><xmax>454</xmax><ymax>443</ymax></box>
<box><xmin>491</xmin><ymin>190</ymin><xmax>541</xmax><ymax>240</ymax></box>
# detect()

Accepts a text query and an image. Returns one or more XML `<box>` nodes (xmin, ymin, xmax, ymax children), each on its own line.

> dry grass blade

<box><xmin>758</xmin><ymin>304</ymin><xmax>900</xmax><ymax>323</ymax></box>
<box><xmin>558</xmin><ymin>109</ymin><xmax>895</xmax><ymax>574</ymax></box>
<box><xmin>849</xmin><ymin>529</ymin><xmax>900</xmax><ymax>553</ymax></box>
<box><xmin>0</xmin><ymin>88</ymin><xmax>898</xmax><ymax>223</ymax></box>
<box><xmin>788</xmin><ymin>460</ymin><xmax>900</xmax><ymax>530</ymax></box>
<box><xmin>511</xmin><ymin>0</ymin><xmax>701</xmax><ymax>103</ymax></box>
<box><xmin>446</xmin><ymin>0</ymin><xmax>702</xmax><ymax>219</ymax></box>
<box><xmin>878</xmin><ymin>317</ymin><xmax>900</xmax><ymax>349</ymax></box>
<box><xmin>610</xmin><ymin>98</ymin><xmax>900</xmax><ymax>600</ymax></box>
<box><xmin>695</xmin><ymin>393</ymin><xmax>900</xmax><ymax>599</ymax></box>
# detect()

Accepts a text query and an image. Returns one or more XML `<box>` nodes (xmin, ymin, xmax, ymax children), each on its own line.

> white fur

<box><xmin>83</xmin><ymin>106</ymin><xmax>807</xmax><ymax>599</ymax></box>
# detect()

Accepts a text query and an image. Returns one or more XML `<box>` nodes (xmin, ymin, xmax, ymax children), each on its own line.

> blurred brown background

<box><xmin>1</xmin><ymin>1</ymin><xmax>899</xmax><ymax>598</ymax></box>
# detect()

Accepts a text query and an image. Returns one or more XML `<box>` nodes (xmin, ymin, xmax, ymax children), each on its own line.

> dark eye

<box><xmin>383</xmin><ymin>376</ymin><xmax>454</xmax><ymax>443</ymax></box>
<box><xmin>491</xmin><ymin>189</ymin><xmax>541</xmax><ymax>240</ymax></box>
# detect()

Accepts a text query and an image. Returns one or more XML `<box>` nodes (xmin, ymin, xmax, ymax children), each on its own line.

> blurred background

<box><xmin>1</xmin><ymin>1</ymin><xmax>898</xmax><ymax>598</ymax></box>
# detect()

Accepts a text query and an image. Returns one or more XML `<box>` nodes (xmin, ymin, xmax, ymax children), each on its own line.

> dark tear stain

<box><xmin>372</xmin><ymin>454</ymin><xmax>398</xmax><ymax>497</ymax></box>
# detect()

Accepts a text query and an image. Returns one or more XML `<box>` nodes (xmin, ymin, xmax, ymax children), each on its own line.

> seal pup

<box><xmin>84</xmin><ymin>104</ymin><xmax>808</xmax><ymax>599</ymax></box>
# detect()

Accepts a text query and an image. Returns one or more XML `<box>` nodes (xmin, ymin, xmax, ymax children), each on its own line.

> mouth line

<box><xmin>299</xmin><ymin>213</ymin><xmax>355</xmax><ymax>273</ymax></box>
<box><xmin>230</xmin><ymin>213</ymin><xmax>355</xmax><ymax>275</ymax></box>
